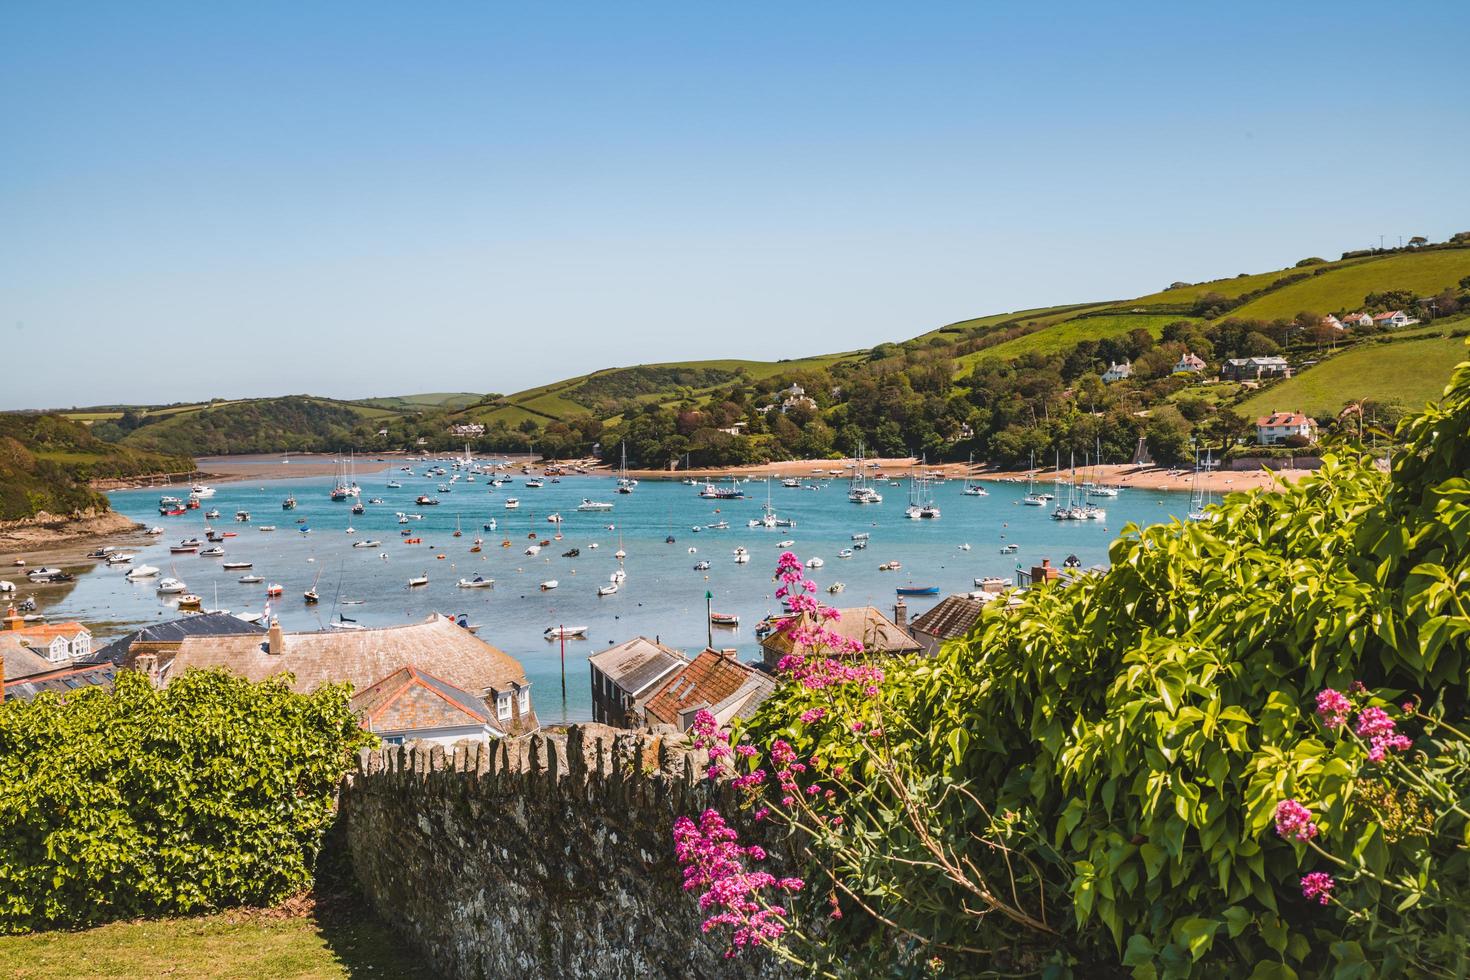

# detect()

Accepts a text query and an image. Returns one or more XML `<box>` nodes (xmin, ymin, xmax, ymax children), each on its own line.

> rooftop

<box><xmin>588</xmin><ymin>636</ymin><xmax>688</xmax><ymax>698</ymax></box>
<box><xmin>643</xmin><ymin>649</ymin><xmax>773</xmax><ymax>727</ymax></box>
<box><xmin>762</xmin><ymin>606</ymin><xmax>922</xmax><ymax>659</ymax></box>
<box><xmin>351</xmin><ymin>665</ymin><xmax>497</xmax><ymax>735</ymax></box>
<box><xmin>909</xmin><ymin>595</ymin><xmax>987</xmax><ymax>641</ymax></box>
<box><xmin>3</xmin><ymin>662</ymin><xmax>117</xmax><ymax>702</ymax></box>
<box><xmin>91</xmin><ymin>611</ymin><xmax>266</xmax><ymax>665</ymax></box>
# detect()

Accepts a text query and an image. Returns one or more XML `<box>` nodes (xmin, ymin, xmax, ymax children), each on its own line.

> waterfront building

<box><xmin>907</xmin><ymin>595</ymin><xmax>988</xmax><ymax>657</ymax></box>
<box><xmin>587</xmin><ymin>636</ymin><xmax>688</xmax><ymax>728</ymax></box>
<box><xmin>641</xmin><ymin>648</ymin><xmax>774</xmax><ymax>731</ymax></box>
<box><xmin>759</xmin><ymin>606</ymin><xmax>920</xmax><ymax>671</ymax></box>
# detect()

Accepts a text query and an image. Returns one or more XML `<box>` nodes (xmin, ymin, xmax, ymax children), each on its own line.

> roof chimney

<box><xmin>4</xmin><ymin>604</ymin><xmax>22</xmax><ymax>631</ymax></box>
<box><xmin>268</xmin><ymin>617</ymin><xmax>284</xmax><ymax>656</ymax></box>
<box><xmin>893</xmin><ymin>599</ymin><xmax>908</xmax><ymax>631</ymax></box>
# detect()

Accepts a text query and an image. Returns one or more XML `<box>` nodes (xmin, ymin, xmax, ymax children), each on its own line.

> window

<box><xmin>518</xmin><ymin>687</ymin><xmax>530</xmax><ymax>713</ymax></box>
<box><xmin>497</xmin><ymin>693</ymin><xmax>511</xmax><ymax>720</ymax></box>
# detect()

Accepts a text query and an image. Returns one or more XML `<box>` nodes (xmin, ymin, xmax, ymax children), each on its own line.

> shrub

<box><xmin>724</xmin><ymin>346</ymin><xmax>1470</xmax><ymax>974</ymax></box>
<box><xmin>0</xmin><ymin>669</ymin><xmax>373</xmax><ymax>932</ymax></box>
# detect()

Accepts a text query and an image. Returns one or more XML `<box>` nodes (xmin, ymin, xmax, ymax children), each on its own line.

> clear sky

<box><xmin>2</xmin><ymin>1</ymin><xmax>1467</xmax><ymax>410</ymax></box>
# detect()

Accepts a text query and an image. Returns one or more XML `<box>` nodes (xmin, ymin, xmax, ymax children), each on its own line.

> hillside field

<box><xmin>1231</xmin><ymin>248</ymin><xmax>1470</xmax><ymax>321</ymax></box>
<box><xmin>1237</xmin><ymin>332</ymin><xmax>1470</xmax><ymax>419</ymax></box>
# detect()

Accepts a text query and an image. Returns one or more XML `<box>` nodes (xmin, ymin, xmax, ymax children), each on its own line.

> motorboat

<box><xmin>259</xmin><ymin>525</ymin><xmax>276</xmax><ymax>532</ymax></box>
<box><xmin>457</xmin><ymin>576</ymin><xmax>494</xmax><ymax>588</ymax></box>
<box><xmin>156</xmin><ymin>577</ymin><xmax>187</xmax><ymax>595</ymax></box>
<box><xmin>733</xmin><ymin>546</ymin><xmax>750</xmax><ymax>564</ymax></box>
<box><xmin>693</xmin><ymin>560</ymin><xmax>711</xmax><ymax>571</ymax></box>
<box><xmin>705</xmin><ymin>521</ymin><xmax>729</xmax><ymax>530</ymax></box>
<box><xmin>710</xmin><ymin>612</ymin><xmax>740</xmax><ymax>627</ymax></box>
<box><xmin>177</xmin><ymin>593</ymin><xmax>202</xmax><ymax>610</ymax></box>
<box><xmin>265</xmin><ymin>583</ymin><xmax>284</xmax><ymax>596</ymax></box>
<box><xmin>483</xmin><ymin>519</ymin><xmax>498</xmax><ymax>531</ymax></box>
<box><xmin>524</xmin><ymin>544</ymin><xmax>542</xmax><ymax>557</ymax></box>
<box><xmin>562</xmin><ymin>548</ymin><xmax>580</xmax><ymax>558</ymax></box>
<box><xmin>524</xmin><ymin>479</ymin><xmax>544</xmax><ymax>489</ymax></box>
<box><xmin>234</xmin><ymin>510</ymin><xmax>251</xmax><ymax>522</ymax></box>
<box><xmin>539</xmin><ymin>580</ymin><xmax>559</xmax><ymax>591</ymax></box>
<box><xmin>199</xmin><ymin>547</ymin><xmax>225</xmax><ymax>558</ymax></box>
<box><xmin>828</xmin><ymin>582</ymin><xmax>845</xmax><ymax>594</ymax></box>
<box><xmin>238</xmin><ymin>574</ymin><xmax>264</xmax><ymax>584</ymax></box>
<box><xmin>597</xmin><ymin>584</ymin><xmax>619</xmax><ymax>597</ymax></box>
<box><xmin>223</xmin><ymin>561</ymin><xmax>252</xmax><ymax>570</ymax></box>
<box><xmin>806</xmin><ymin>557</ymin><xmax>825</xmax><ymax>568</ymax></box>
<box><xmin>353</xmin><ymin>539</ymin><xmax>381</xmax><ymax>548</ymax></box>
<box><xmin>282</xmin><ymin>495</ymin><xmax>297</xmax><ymax>510</ymax></box>
<box><xmin>126</xmin><ymin>564</ymin><xmax>160</xmax><ymax>580</ymax></box>
<box><xmin>190</xmin><ymin>484</ymin><xmax>216</xmax><ymax>498</ymax></box>
<box><xmin>777</xmin><ymin>539</ymin><xmax>795</xmax><ymax>548</ymax></box>
<box><xmin>106</xmin><ymin>552</ymin><xmax>134</xmax><ymax>565</ymax></box>
<box><xmin>879</xmin><ymin>561</ymin><xmax>901</xmax><ymax>571</ymax></box>
<box><xmin>158</xmin><ymin>495</ymin><xmax>185</xmax><ymax>514</ymax></box>
<box><xmin>407</xmin><ymin>573</ymin><xmax>429</xmax><ymax>587</ymax></box>
<box><xmin>547</xmin><ymin>513</ymin><xmax>562</xmax><ymax>523</ymax></box>
<box><xmin>170</xmin><ymin>542</ymin><xmax>199</xmax><ymax>554</ymax></box>
<box><xmin>204</xmin><ymin>509</ymin><xmax>221</xmax><ymax>519</ymax></box>
<box><xmin>543</xmin><ymin>624</ymin><xmax>585</xmax><ymax>638</ymax></box>
<box><xmin>147</xmin><ymin>526</ymin><xmax>165</xmax><ymax>535</ymax></box>
<box><xmin>837</xmin><ymin>548</ymin><xmax>853</xmax><ymax>559</ymax></box>
<box><xmin>577</xmin><ymin>499</ymin><xmax>614</xmax><ymax>512</ymax></box>
<box><xmin>330</xmin><ymin>615</ymin><xmax>366</xmax><ymax>631</ymax></box>
<box><xmin>851</xmin><ymin>532</ymin><xmax>870</xmax><ymax>541</ymax></box>
<box><xmin>505</xmin><ymin>498</ymin><xmax>520</xmax><ymax>509</ymax></box>
<box><xmin>609</xmin><ymin>568</ymin><xmax>626</xmax><ymax>584</ymax></box>
<box><xmin>1000</xmin><ymin>544</ymin><xmax>1019</xmax><ymax>554</ymax></box>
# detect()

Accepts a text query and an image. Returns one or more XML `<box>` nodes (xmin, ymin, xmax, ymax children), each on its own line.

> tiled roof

<box><xmin>351</xmin><ymin>665</ymin><xmax>495</xmax><ymax>735</ymax></box>
<box><xmin>91</xmin><ymin>612</ymin><xmax>265</xmax><ymax>665</ymax></box>
<box><xmin>4</xmin><ymin>663</ymin><xmax>117</xmax><ymax>702</ymax></box>
<box><xmin>10</xmin><ymin>623</ymin><xmax>89</xmax><ymax>642</ymax></box>
<box><xmin>644</xmin><ymin>650</ymin><xmax>764</xmax><ymax>726</ymax></box>
<box><xmin>1373</xmin><ymin>310</ymin><xmax>1403</xmax><ymax>320</ymax></box>
<box><xmin>1</xmin><ymin>638</ymin><xmax>55</xmax><ymax>680</ymax></box>
<box><xmin>149</xmin><ymin>614</ymin><xmax>533</xmax><ymax>707</ymax></box>
<box><xmin>588</xmin><ymin>636</ymin><xmax>688</xmax><ymax>697</ymax></box>
<box><xmin>1256</xmin><ymin>411</ymin><xmax>1312</xmax><ymax>427</ymax></box>
<box><xmin>909</xmin><ymin>595</ymin><xmax>987</xmax><ymax>641</ymax></box>
<box><xmin>761</xmin><ymin>606</ymin><xmax>922</xmax><ymax>659</ymax></box>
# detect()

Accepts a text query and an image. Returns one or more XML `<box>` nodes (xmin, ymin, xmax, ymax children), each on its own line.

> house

<box><xmin>780</xmin><ymin>384</ymin><xmax>817</xmax><ymax>414</ymax></box>
<box><xmin>716</xmin><ymin>422</ymin><xmax>747</xmax><ymax>437</ymax></box>
<box><xmin>3</xmin><ymin>662</ymin><xmax>118</xmax><ymax>703</ymax></box>
<box><xmin>125</xmin><ymin>613</ymin><xmax>538</xmax><ymax>736</ymax></box>
<box><xmin>1372</xmin><ymin>310</ymin><xmax>1418</xmax><ymax>329</ymax></box>
<box><xmin>587</xmin><ymin>636</ymin><xmax>688</xmax><ymax>728</ymax></box>
<box><xmin>91</xmin><ymin>611</ymin><xmax>266</xmax><ymax>665</ymax></box>
<box><xmin>907</xmin><ymin>595</ymin><xmax>987</xmax><ymax>657</ymax></box>
<box><xmin>1173</xmin><ymin>352</ymin><xmax>1207</xmax><ymax>374</ymax></box>
<box><xmin>1102</xmin><ymin>360</ymin><xmax>1133</xmax><ymax>383</ymax></box>
<box><xmin>760</xmin><ymin>605</ymin><xmax>921</xmax><ymax>671</ymax></box>
<box><xmin>449</xmin><ymin>423</ymin><xmax>486</xmax><ymax>437</ymax></box>
<box><xmin>1255</xmin><ymin>411</ymin><xmax>1318</xmax><ymax>446</ymax></box>
<box><xmin>351</xmin><ymin>665</ymin><xmax>503</xmax><ymax>744</ymax></box>
<box><xmin>1221</xmin><ymin>356</ymin><xmax>1291</xmax><ymax>382</ymax></box>
<box><xmin>0</xmin><ymin>616</ymin><xmax>91</xmax><ymax>664</ymax></box>
<box><xmin>641</xmin><ymin>648</ymin><xmax>775</xmax><ymax>731</ymax></box>
<box><xmin>1341</xmin><ymin>312</ymin><xmax>1374</xmax><ymax>328</ymax></box>
<box><xmin>1320</xmin><ymin>315</ymin><xmax>1344</xmax><ymax>332</ymax></box>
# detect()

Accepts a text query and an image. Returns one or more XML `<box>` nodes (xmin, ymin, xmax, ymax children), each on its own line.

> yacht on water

<box><xmin>615</xmin><ymin>442</ymin><xmax>637</xmax><ymax>494</ymax></box>
<box><xmin>905</xmin><ymin>469</ymin><xmax>941</xmax><ymax>520</ymax></box>
<box><xmin>961</xmin><ymin>453</ymin><xmax>989</xmax><ymax>496</ymax></box>
<box><xmin>848</xmin><ymin>443</ymin><xmax>883</xmax><ymax>504</ymax></box>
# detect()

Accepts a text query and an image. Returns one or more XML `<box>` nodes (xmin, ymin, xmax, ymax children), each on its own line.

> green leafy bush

<box><xmin>743</xmin><ymin>346</ymin><xmax>1470</xmax><ymax>975</ymax></box>
<box><xmin>0</xmin><ymin>669</ymin><xmax>373</xmax><ymax>933</ymax></box>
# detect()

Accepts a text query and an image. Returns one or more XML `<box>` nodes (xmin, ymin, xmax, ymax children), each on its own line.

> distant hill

<box><xmin>0</xmin><ymin>414</ymin><xmax>192</xmax><ymax>522</ymax></box>
<box><xmin>110</xmin><ymin>395</ymin><xmax>402</xmax><ymax>457</ymax></box>
<box><xmin>351</xmin><ymin>392</ymin><xmax>485</xmax><ymax>411</ymax></box>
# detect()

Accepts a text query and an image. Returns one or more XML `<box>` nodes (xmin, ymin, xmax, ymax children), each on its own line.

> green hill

<box><xmin>1237</xmin><ymin>330</ymin><xmax>1470</xmax><ymax>420</ymax></box>
<box><xmin>1230</xmin><ymin>249</ymin><xmax>1470</xmax><ymax>321</ymax></box>
<box><xmin>115</xmin><ymin>396</ymin><xmax>401</xmax><ymax>457</ymax></box>
<box><xmin>0</xmin><ymin>414</ymin><xmax>192</xmax><ymax>521</ymax></box>
<box><xmin>351</xmin><ymin>392</ymin><xmax>484</xmax><ymax>411</ymax></box>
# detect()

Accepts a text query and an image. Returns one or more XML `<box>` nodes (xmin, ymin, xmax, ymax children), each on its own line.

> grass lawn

<box><xmin>0</xmin><ymin>902</ymin><xmax>431</xmax><ymax>980</ymax></box>
<box><xmin>1124</xmin><ymin>259</ymin><xmax>1369</xmax><ymax>307</ymax></box>
<box><xmin>1231</xmin><ymin>249</ymin><xmax>1470</xmax><ymax>322</ymax></box>
<box><xmin>1236</xmin><ymin>334</ymin><xmax>1470</xmax><ymax>419</ymax></box>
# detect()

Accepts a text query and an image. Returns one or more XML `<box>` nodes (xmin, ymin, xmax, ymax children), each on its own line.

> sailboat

<box><xmin>453</xmin><ymin>514</ymin><xmax>463</xmax><ymax>538</ymax></box>
<box><xmin>848</xmin><ymin>442</ymin><xmax>883</xmax><ymax>504</ymax></box>
<box><xmin>1023</xmin><ymin>451</ymin><xmax>1046</xmax><ymax>506</ymax></box>
<box><xmin>905</xmin><ymin>462</ymin><xmax>940</xmax><ymax>519</ymax></box>
<box><xmin>616</xmin><ymin>442</ymin><xmax>637</xmax><ymax>494</ymax></box>
<box><xmin>1087</xmin><ymin>437</ymin><xmax>1120</xmax><ymax>498</ymax></box>
<box><xmin>962</xmin><ymin>452</ymin><xmax>989</xmax><ymax>496</ymax></box>
<box><xmin>1051</xmin><ymin>452</ymin><xmax>1082</xmax><ymax>521</ymax></box>
<box><xmin>1187</xmin><ymin>447</ymin><xmax>1213</xmax><ymax>521</ymax></box>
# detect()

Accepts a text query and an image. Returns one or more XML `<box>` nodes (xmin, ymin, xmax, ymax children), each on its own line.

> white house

<box><xmin>1255</xmin><ymin>411</ymin><xmax>1318</xmax><ymax>446</ymax></box>
<box><xmin>449</xmin><ymin>423</ymin><xmax>486</xmax><ymax>437</ymax></box>
<box><xmin>1173</xmin><ymin>352</ymin><xmax>1207</xmax><ymax>374</ymax></box>
<box><xmin>1372</xmin><ymin>310</ymin><xmax>1418</xmax><ymax>329</ymax></box>
<box><xmin>1340</xmin><ymin>312</ymin><xmax>1374</xmax><ymax>328</ymax></box>
<box><xmin>1320</xmin><ymin>314</ymin><xmax>1344</xmax><ymax>332</ymax></box>
<box><xmin>1102</xmin><ymin>360</ymin><xmax>1133</xmax><ymax>383</ymax></box>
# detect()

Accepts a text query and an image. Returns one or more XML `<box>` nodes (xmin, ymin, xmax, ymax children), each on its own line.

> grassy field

<box><xmin>1125</xmin><ymin>259</ymin><xmax>1370</xmax><ymax>307</ymax></box>
<box><xmin>0</xmin><ymin>905</ymin><xmax>430</xmax><ymax>980</ymax></box>
<box><xmin>1230</xmin><ymin>249</ymin><xmax>1470</xmax><ymax>321</ymax></box>
<box><xmin>957</xmin><ymin>312</ymin><xmax>1198</xmax><ymax>368</ymax></box>
<box><xmin>353</xmin><ymin>392</ymin><xmax>482</xmax><ymax>410</ymax></box>
<box><xmin>1236</xmin><ymin>333</ymin><xmax>1470</xmax><ymax>419</ymax></box>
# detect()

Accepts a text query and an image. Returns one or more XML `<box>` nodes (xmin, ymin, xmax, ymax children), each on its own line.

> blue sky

<box><xmin>2</xmin><ymin>1</ymin><xmax>1467</xmax><ymax>409</ymax></box>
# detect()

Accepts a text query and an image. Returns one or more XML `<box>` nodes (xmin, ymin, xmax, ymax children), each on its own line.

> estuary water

<box><xmin>60</xmin><ymin>468</ymin><xmax>1192</xmax><ymax>722</ymax></box>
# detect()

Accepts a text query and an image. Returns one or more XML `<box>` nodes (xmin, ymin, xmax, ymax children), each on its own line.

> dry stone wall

<box><xmin>340</xmin><ymin>725</ymin><xmax>794</xmax><ymax>979</ymax></box>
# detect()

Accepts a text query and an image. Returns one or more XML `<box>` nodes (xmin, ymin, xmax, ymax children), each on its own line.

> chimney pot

<box><xmin>268</xmin><ymin>618</ymin><xmax>284</xmax><ymax>656</ymax></box>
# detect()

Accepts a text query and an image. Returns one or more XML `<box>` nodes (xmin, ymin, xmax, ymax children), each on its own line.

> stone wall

<box><xmin>339</xmin><ymin>726</ymin><xmax>792</xmax><ymax>979</ymax></box>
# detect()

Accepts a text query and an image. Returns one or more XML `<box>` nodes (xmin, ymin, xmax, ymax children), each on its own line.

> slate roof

<box><xmin>4</xmin><ymin>662</ymin><xmax>117</xmax><ymax>702</ymax></box>
<box><xmin>588</xmin><ymin>636</ymin><xmax>688</xmax><ymax>698</ymax></box>
<box><xmin>909</xmin><ymin>595</ymin><xmax>987</xmax><ymax>641</ymax></box>
<box><xmin>643</xmin><ymin>649</ymin><xmax>773</xmax><ymax>727</ymax></box>
<box><xmin>351</xmin><ymin>665</ymin><xmax>495</xmax><ymax>735</ymax></box>
<box><xmin>761</xmin><ymin>606</ymin><xmax>921</xmax><ymax>659</ymax></box>
<box><xmin>91</xmin><ymin>612</ymin><xmax>265</xmax><ymax>665</ymax></box>
<box><xmin>145</xmin><ymin>614</ymin><xmax>533</xmax><ymax>709</ymax></box>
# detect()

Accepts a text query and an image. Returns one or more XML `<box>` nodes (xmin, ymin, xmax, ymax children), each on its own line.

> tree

<box><xmin>1144</xmin><ymin>404</ymin><xmax>1192</xmax><ymax>464</ymax></box>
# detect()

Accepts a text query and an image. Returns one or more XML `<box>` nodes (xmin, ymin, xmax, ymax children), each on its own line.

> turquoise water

<box><xmin>66</xmin><ymin>468</ymin><xmax>1190</xmax><ymax>723</ymax></box>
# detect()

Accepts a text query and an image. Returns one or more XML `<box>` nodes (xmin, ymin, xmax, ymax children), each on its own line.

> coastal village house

<box><xmin>351</xmin><ymin>665</ymin><xmax>504</xmax><ymax>745</ymax></box>
<box><xmin>1320</xmin><ymin>314</ymin><xmax>1344</xmax><ymax>332</ymax></box>
<box><xmin>1173</xmin><ymin>352</ymin><xmax>1207</xmax><ymax>374</ymax></box>
<box><xmin>1102</xmin><ymin>360</ymin><xmax>1133</xmax><ymax>383</ymax></box>
<box><xmin>1</xmin><ymin>606</ymin><xmax>113</xmax><ymax>702</ymax></box>
<box><xmin>906</xmin><ymin>595</ymin><xmax>988</xmax><ymax>657</ymax></box>
<box><xmin>1221</xmin><ymin>356</ymin><xmax>1291</xmax><ymax>382</ymax></box>
<box><xmin>92</xmin><ymin>611</ymin><xmax>265</xmax><ymax>665</ymax></box>
<box><xmin>587</xmin><ymin>636</ymin><xmax>687</xmax><ymax>728</ymax></box>
<box><xmin>760</xmin><ymin>605</ymin><xmax>920</xmax><ymax>672</ymax></box>
<box><xmin>449</xmin><ymin>423</ymin><xmax>486</xmax><ymax>437</ymax></box>
<box><xmin>123</xmin><ymin>613</ymin><xmax>538</xmax><ymax>737</ymax></box>
<box><xmin>1341</xmin><ymin>312</ymin><xmax>1374</xmax><ymax>328</ymax></box>
<box><xmin>1372</xmin><ymin>310</ymin><xmax>1417</xmax><ymax>329</ymax></box>
<box><xmin>0</xmin><ymin>618</ymin><xmax>92</xmax><ymax>664</ymax></box>
<box><xmin>779</xmin><ymin>384</ymin><xmax>817</xmax><ymax>414</ymax></box>
<box><xmin>641</xmin><ymin>648</ymin><xmax>775</xmax><ymax>732</ymax></box>
<box><xmin>1255</xmin><ymin>411</ymin><xmax>1318</xmax><ymax>446</ymax></box>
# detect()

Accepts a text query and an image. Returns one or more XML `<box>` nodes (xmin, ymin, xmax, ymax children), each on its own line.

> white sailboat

<box><xmin>962</xmin><ymin>453</ymin><xmax>988</xmax><ymax>496</ymax></box>
<box><xmin>848</xmin><ymin>442</ymin><xmax>883</xmax><ymax>504</ymax></box>
<box><xmin>1023</xmin><ymin>451</ymin><xmax>1046</xmax><ymax>506</ymax></box>
<box><xmin>615</xmin><ymin>442</ymin><xmax>637</xmax><ymax>494</ymax></box>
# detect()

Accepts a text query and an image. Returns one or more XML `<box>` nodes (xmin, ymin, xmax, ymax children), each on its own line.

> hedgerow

<box><xmin>0</xmin><ymin>669</ymin><xmax>373</xmax><ymax>932</ymax></box>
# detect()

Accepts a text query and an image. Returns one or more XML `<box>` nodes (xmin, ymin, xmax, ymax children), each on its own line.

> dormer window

<box><xmin>497</xmin><ymin>693</ymin><xmax>512</xmax><ymax>720</ymax></box>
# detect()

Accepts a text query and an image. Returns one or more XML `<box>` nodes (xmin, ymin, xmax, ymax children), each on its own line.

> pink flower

<box><xmin>1301</xmin><ymin>871</ymin><xmax>1335</xmax><ymax>905</ymax></box>
<box><xmin>1315</xmin><ymin>688</ymin><xmax>1351</xmax><ymax>729</ymax></box>
<box><xmin>798</xmin><ymin>707</ymin><xmax>827</xmax><ymax>724</ymax></box>
<box><xmin>1273</xmin><ymin>799</ymin><xmax>1319</xmax><ymax>842</ymax></box>
<box><xmin>850</xmin><ymin>721</ymin><xmax>865</xmax><ymax>732</ymax></box>
<box><xmin>753</xmin><ymin>807</ymin><xmax>770</xmax><ymax>822</ymax></box>
<box><xmin>1356</xmin><ymin>706</ymin><xmax>1413</xmax><ymax>762</ymax></box>
<box><xmin>672</xmin><ymin>809</ymin><xmax>800</xmax><ymax>955</ymax></box>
